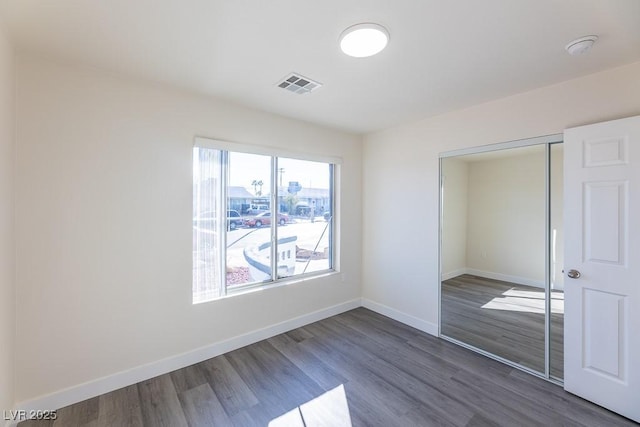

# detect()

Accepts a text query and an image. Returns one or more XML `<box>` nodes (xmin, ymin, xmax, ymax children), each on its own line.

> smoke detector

<box><xmin>277</xmin><ymin>73</ymin><xmax>322</xmax><ymax>95</ymax></box>
<box><xmin>565</xmin><ymin>35</ymin><xmax>598</xmax><ymax>55</ymax></box>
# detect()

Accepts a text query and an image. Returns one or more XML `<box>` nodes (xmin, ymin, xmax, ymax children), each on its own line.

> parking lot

<box><xmin>227</xmin><ymin>218</ymin><xmax>331</xmax><ymax>278</ymax></box>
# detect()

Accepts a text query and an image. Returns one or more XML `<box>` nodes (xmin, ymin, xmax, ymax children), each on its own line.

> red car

<box><xmin>245</xmin><ymin>211</ymin><xmax>288</xmax><ymax>227</ymax></box>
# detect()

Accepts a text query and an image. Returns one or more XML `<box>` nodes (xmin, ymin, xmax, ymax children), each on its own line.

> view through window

<box><xmin>193</xmin><ymin>146</ymin><xmax>335</xmax><ymax>303</ymax></box>
<box><xmin>276</xmin><ymin>157</ymin><xmax>333</xmax><ymax>277</ymax></box>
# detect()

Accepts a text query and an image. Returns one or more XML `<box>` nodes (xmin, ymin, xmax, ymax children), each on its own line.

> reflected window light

<box><xmin>269</xmin><ymin>384</ymin><xmax>352</xmax><ymax>426</ymax></box>
<box><xmin>481</xmin><ymin>288</ymin><xmax>564</xmax><ymax>314</ymax></box>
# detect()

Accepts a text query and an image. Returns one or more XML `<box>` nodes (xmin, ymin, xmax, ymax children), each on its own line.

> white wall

<box><xmin>0</xmin><ymin>24</ymin><xmax>15</xmax><ymax>418</ymax></box>
<box><xmin>466</xmin><ymin>149</ymin><xmax>546</xmax><ymax>286</ymax></box>
<box><xmin>14</xmin><ymin>55</ymin><xmax>362</xmax><ymax>403</ymax></box>
<box><xmin>442</xmin><ymin>147</ymin><xmax>564</xmax><ymax>289</ymax></box>
<box><xmin>362</xmin><ymin>61</ymin><xmax>640</xmax><ymax>331</ymax></box>
<box><xmin>440</xmin><ymin>158</ymin><xmax>467</xmax><ymax>278</ymax></box>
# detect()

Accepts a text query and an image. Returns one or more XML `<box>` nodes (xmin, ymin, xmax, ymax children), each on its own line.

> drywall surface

<box><xmin>15</xmin><ymin>55</ymin><xmax>362</xmax><ymax>402</ymax></box>
<box><xmin>362</xmin><ymin>61</ymin><xmax>640</xmax><ymax>329</ymax></box>
<box><xmin>0</xmin><ymin>24</ymin><xmax>14</xmax><ymax>417</ymax></box>
<box><xmin>440</xmin><ymin>158</ymin><xmax>468</xmax><ymax>277</ymax></box>
<box><xmin>466</xmin><ymin>149</ymin><xmax>546</xmax><ymax>285</ymax></box>
<box><xmin>442</xmin><ymin>147</ymin><xmax>564</xmax><ymax>289</ymax></box>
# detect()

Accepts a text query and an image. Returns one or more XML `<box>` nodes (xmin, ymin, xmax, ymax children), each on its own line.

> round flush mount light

<box><xmin>340</xmin><ymin>23</ymin><xmax>389</xmax><ymax>58</ymax></box>
<box><xmin>565</xmin><ymin>35</ymin><xmax>598</xmax><ymax>55</ymax></box>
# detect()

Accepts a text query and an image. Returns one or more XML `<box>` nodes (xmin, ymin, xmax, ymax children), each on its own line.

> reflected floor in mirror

<box><xmin>442</xmin><ymin>274</ymin><xmax>564</xmax><ymax>379</ymax></box>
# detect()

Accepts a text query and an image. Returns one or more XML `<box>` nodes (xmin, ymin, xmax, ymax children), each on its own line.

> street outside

<box><xmin>226</xmin><ymin>217</ymin><xmax>331</xmax><ymax>285</ymax></box>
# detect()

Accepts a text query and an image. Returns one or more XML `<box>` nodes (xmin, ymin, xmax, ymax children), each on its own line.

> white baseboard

<box><xmin>441</xmin><ymin>268</ymin><xmax>466</xmax><ymax>281</ymax></box>
<box><xmin>9</xmin><ymin>298</ymin><xmax>361</xmax><ymax>427</ymax></box>
<box><xmin>465</xmin><ymin>268</ymin><xmax>544</xmax><ymax>289</ymax></box>
<box><xmin>361</xmin><ymin>298</ymin><xmax>438</xmax><ymax>336</ymax></box>
<box><xmin>9</xmin><ymin>296</ymin><xmax>442</xmax><ymax>426</ymax></box>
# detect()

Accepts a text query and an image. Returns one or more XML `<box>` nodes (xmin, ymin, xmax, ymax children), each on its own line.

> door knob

<box><xmin>567</xmin><ymin>269</ymin><xmax>581</xmax><ymax>279</ymax></box>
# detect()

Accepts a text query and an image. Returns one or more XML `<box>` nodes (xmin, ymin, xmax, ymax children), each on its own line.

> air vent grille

<box><xmin>276</xmin><ymin>73</ymin><xmax>322</xmax><ymax>95</ymax></box>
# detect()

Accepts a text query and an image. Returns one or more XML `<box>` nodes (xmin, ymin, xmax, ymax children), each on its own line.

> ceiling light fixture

<box><xmin>339</xmin><ymin>23</ymin><xmax>389</xmax><ymax>58</ymax></box>
<box><xmin>565</xmin><ymin>35</ymin><xmax>598</xmax><ymax>55</ymax></box>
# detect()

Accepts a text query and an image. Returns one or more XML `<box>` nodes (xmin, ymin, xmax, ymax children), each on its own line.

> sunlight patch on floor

<box><xmin>269</xmin><ymin>384</ymin><xmax>352</xmax><ymax>427</ymax></box>
<box><xmin>481</xmin><ymin>288</ymin><xmax>564</xmax><ymax>314</ymax></box>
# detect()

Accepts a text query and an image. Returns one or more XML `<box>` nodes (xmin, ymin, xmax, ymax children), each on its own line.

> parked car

<box><xmin>194</xmin><ymin>210</ymin><xmax>244</xmax><ymax>231</ymax></box>
<box><xmin>245</xmin><ymin>211</ymin><xmax>288</xmax><ymax>228</ymax></box>
<box><xmin>246</xmin><ymin>204</ymin><xmax>269</xmax><ymax>215</ymax></box>
<box><xmin>227</xmin><ymin>210</ymin><xmax>243</xmax><ymax>230</ymax></box>
<box><xmin>323</xmin><ymin>211</ymin><xmax>332</xmax><ymax>222</ymax></box>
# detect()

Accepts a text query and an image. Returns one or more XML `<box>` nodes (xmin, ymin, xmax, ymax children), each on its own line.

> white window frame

<box><xmin>193</xmin><ymin>137</ymin><xmax>341</xmax><ymax>302</ymax></box>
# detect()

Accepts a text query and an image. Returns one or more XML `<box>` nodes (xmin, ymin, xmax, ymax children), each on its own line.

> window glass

<box><xmin>193</xmin><ymin>145</ymin><xmax>335</xmax><ymax>303</ymax></box>
<box><xmin>276</xmin><ymin>158</ymin><xmax>333</xmax><ymax>278</ymax></box>
<box><xmin>227</xmin><ymin>152</ymin><xmax>272</xmax><ymax>288</ymax></box>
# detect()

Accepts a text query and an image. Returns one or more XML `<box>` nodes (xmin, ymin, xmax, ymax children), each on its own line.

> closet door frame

<box><xmin>438</xmin><ymin>133</ymin><xmax>563</xmax><ymax>384</ymax></box>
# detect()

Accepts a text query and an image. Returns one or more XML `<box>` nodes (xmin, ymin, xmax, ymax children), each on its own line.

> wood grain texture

<box><xmin>178</xmin><ymin>383</ymin><xmax>232</xmax><ymax>427</ymax></box>
<box><xmin>442</xmin><ymin>274</ymin><xmax>564</xmax><ymax>378</ymax></box>
<box><xmin>96</xmin><ymin>385</ymin><xmax>143</xmax><ymax>427</ymax></box>
<box><xmin>20</xmin><ymin>308</ymin><xmax>633</xmax><ymax>427</ymax></box>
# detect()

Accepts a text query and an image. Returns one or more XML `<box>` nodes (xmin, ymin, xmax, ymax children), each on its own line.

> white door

<box><xmin>564</xmin><ymin>115</ymin><xmax>640</xmax><ymax>422</ymax></box>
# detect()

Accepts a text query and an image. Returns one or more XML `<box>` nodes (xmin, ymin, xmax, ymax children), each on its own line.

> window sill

<box><xmin>194</xmin><ymin>270</ymin><xmax>339</xmax><ymax>304</ymax></box>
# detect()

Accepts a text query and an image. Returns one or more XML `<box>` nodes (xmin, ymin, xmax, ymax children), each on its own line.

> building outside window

<box><xmin>193</xmin><ymin>140</ymin><xmax>336</xmax><ymax>303</ymax></box>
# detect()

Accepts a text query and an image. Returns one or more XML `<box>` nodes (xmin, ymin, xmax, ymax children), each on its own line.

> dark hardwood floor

<box><xmin>20</xmin><ymin>308</ymin><xmax>633</xmax><ymax>426</ymax></box>
<box><xmin>442</xmin><ymin>274</ymin><xmax>564</xmax><ymax>379</ymax></box>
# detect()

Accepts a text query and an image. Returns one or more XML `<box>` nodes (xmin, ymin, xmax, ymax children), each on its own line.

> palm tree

<box><xmin>251</xmin><ymin>179</ymin><xmax>263</xmax><ymax>196</ymax></box>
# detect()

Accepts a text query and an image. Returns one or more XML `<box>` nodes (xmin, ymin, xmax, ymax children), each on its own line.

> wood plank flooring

<box><xmin>442</xmin><ymin>274</ymin><xmax>564</xmax><ymax>379</ymax></box>
<box><xmin>20</xmin><ymin>308</ymin><xmax>633</xmax><ymax>427</ymax></box>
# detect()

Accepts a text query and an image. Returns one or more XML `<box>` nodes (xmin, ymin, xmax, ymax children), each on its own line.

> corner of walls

<box><xmin>360</xmin><ymin>60</ymin><xmax>640</xmax><ymax>340</ymax></box>
<box><xmin>361</xmin><ymin>299</ymin><xmax>438</xmax><ymax>336</ymax></box>
<box><xmin>354</xmin><ymin>133</ymin><xmax>365</xmax><ymax>298</ymax></box>
<box><xmin>0</xmin><ymin>20</ymin><xmax>16</xmax><ymax>427</ymax></box>
<box><xmin>360</xmin><ymin>127</ymin><xmax>441</xmax><ymax>330</ymax></box>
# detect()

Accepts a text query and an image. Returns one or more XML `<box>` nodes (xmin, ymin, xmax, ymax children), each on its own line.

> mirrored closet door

<box><xmin>440</xmin><ymin>136</ymin><xmax>564</xmax><ymax>381</ymax></box>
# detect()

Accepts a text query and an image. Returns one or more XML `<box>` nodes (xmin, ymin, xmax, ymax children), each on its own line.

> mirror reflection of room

<box><xmin>441</xmin><ymin>143</ymin><xmax>564</xmax><ymax>378</ymax></box>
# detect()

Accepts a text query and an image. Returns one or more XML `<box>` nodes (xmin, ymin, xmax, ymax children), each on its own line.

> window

<box><xmin>276</xmin><ymin>157</ymin><xmax>333</xmax><ymax>277</ymax></box>
<box><xmin>193</xmin><ymin>142</ymin><xmax>336</xmax><ymax>303</ymax></box>
<box><xmin>227</xmin><ymin>152</ymin><xmax>272</xmax><ymax>288</ymax></box>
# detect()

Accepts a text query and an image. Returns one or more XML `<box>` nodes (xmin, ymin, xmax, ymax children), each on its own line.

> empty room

<box><xmin>1</xmin><ymin>1</ymin><xmax>639</xmax><ymax>426</ymax></box>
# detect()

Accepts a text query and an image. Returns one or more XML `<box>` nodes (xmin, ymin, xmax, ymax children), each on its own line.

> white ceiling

<box><xmin>1</xmin><ymin>0</ymin><xmax>639</xmax><ymax>134</ymax></box>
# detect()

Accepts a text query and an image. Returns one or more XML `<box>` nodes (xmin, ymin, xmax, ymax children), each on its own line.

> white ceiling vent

<box><xmin>277</xmin><ymin>73</ymin><xmax>322</xmax><ymax>94</ymax></box>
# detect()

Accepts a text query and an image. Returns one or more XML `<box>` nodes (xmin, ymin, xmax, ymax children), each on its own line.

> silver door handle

<box><xmin>567</xmin><ymin>269</ymin><xmax>581</xmax><ymax>279</ymax></box>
